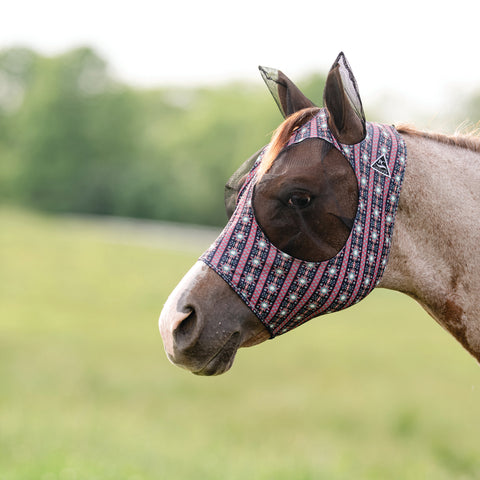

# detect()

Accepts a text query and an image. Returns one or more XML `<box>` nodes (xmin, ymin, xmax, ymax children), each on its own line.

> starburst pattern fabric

<box><xmin>200</xmin><ymin>109</ymin><xmax>407</xmax><ymax>337</ymax></box>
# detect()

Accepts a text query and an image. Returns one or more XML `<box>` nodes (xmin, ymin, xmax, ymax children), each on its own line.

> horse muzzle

<box><xmin>159</xmin><ymin>262</ymin><xmax>270</xmax><ymax>375</ymax></box>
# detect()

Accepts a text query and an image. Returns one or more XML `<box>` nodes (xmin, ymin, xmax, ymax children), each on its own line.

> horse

<box><xmin>159</xmin><ymin>52</ymin><xmax>480</xmax><ymax>376</ymax></box>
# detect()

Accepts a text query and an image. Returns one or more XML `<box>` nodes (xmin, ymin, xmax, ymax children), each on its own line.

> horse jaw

<box><xmin>159</xmin><ymin>261</ymin><xmax>270</xmax><ymax>375</ymax></box>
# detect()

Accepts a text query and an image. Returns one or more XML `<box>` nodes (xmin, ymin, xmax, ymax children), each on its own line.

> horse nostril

<box><xmin>173</xmin><ymin>308</ymin><xmax>201</xmax><ymax>351</ymax></box>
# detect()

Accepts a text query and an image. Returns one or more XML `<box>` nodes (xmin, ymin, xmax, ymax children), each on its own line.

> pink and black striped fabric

<box><xmin>200</xmin><ymin>109</ymin><xmax>407</xmax><ymax>337</ymax></box>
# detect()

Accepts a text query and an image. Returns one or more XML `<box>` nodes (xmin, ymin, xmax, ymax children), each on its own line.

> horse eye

<box><xmin>287</xmin><ymin>193</ymin><xmax>311</xmax><ymax>209</ymax></box>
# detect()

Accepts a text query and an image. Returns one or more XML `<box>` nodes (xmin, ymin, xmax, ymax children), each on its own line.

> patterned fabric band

<box><xmin>200</xmin><ymin>109</ymin><xmax>407</xmax><ymax>337</ymax></box>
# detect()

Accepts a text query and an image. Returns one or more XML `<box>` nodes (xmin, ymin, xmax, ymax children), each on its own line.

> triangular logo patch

<box><xmin>371</xmin><ymin>155</ymin><xmax>391</xmax><ymax>177</ymax></box>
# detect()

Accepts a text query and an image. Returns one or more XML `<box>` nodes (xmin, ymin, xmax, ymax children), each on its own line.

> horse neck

<box><xmin>379</xmin><ymin>132</ymin><xmax>480</xmax><ymax>361</ymax></box>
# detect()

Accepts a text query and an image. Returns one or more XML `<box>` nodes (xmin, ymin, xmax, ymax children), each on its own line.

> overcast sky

<box><xmin>2</xmin><ymin>0</ymin><xmax>479</xmax><ymax>124</ymax></box>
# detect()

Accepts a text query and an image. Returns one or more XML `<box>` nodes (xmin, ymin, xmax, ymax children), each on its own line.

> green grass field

<box><xmin>1</xmin><ymin>208</ymin><xmax>479</xmax><ymax>479</ymax></box>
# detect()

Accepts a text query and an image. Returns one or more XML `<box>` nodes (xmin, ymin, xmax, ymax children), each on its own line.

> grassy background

<box><xmin>1</xmin><ymin>208</ymin><xmax>479</xmax><ymax>479</ymax></box>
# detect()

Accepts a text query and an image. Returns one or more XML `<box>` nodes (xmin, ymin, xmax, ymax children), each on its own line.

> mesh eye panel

<box><xmin>251</xmin><ymin>138</ymin><xmax>358</xmax><ymax>262</ymax></box>
<box><xmin>224</xmin><ymin>149</ymin><xmax>263</xmax><ymax>219</ymax></box>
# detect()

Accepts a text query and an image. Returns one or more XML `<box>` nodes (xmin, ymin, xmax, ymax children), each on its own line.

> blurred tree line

<box><xmin>0</xmin><ymin>46</ymin><xmax>326</xmax><ymax>226</ymax></box>
<box><xmin>1</xmin><ymin>47</ymin><xmax>477</xmax><ymax>226</ymax></box>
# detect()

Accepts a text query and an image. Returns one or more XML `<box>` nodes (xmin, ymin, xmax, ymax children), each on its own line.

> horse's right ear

<box><xmin>259</xmin><ymin>66</ymin><xmax>315</xmax><ymax>118</ymax></box>
<box><xmin>324</xmin><ymin>52</ymin><xmax>366</xmax><ymax>145</ymax></box>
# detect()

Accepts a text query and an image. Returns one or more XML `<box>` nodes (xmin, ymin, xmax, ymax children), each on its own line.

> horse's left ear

<box><xmin>259</xmin><ymin>66</ymin><xmax>316</xmax><ymax>118</ymax></box>
<box><xmin>324</xmin><ymin>52</ymin><xmax>366</xmax><ymax>145</ymax></box>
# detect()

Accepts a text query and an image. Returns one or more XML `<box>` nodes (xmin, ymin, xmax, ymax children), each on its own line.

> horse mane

<box><xmin>396</xmin><ymin>124</ymin><xmax>480</xmax><ymax>153</ymax></box>
<box><xmin>257</xmin><ymin>107</ymin><xmax>321</xmax><ymax>180</ymax></box>
<box><xmin>258</xmin><ymin>114</ymin><xmax>480</xmax><ymax>182</ymax></box>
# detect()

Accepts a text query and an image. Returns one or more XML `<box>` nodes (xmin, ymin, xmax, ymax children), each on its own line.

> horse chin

<box><xmin>192</xmin><ymin>332</ymin><xmax>241</xmax><ymax>376</ymax></box>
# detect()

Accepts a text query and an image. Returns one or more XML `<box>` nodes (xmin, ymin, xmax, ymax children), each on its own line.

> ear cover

<box><xmin>324</xmin><ymin>52</ymin><xmax>366</xmax><ymax>144</ymax></box>
<box><xmin>259</xmin><ymin>66</ymin><xmax>315</xmax><ymax>118</ymax></box>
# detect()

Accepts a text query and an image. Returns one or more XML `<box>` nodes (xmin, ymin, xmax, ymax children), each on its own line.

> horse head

<box><xmin>159</xmin><ymin>53</ymin><xmax>407</xmax><ymax>375</ymax></box>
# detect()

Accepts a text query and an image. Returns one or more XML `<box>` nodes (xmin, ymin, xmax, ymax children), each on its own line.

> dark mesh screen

<box><xmin>333</xmin><ymin>52</ymin><xmax>366</xmax><ymax>128</ymax></box>
<box><xmin>224</xmin><ymin>148</ymin><xmax>263</xmax><ymax>219</ymax></box>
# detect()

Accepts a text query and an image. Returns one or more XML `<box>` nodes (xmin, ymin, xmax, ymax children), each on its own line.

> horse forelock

<box><xmin>256</xmin><ymin>107</ymin><xmax>321</xmax><ymax>181</ymax></box>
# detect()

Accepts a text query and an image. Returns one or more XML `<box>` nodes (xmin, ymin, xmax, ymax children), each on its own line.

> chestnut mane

<box><xmin>396</xmin><ymin>124</ymin><xmax>480</xmax><ymax>153</ymax></box>
<box><xmin>257</xmin><ymin>112</ymin><xmax>480</xmax><ymax>183</ymax></box>
<box><xmin>257</xmin><ymin>107</ymin><xmax>320</xmax><ymax>180</ymax></box>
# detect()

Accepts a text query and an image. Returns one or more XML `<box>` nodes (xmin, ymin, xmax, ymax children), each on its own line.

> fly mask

<box><xmin>200</xmin><ymin>54</ymin><xmax>407</xmax><ymax>337</ymax></box>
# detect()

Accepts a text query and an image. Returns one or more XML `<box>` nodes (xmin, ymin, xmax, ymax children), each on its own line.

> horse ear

<box><xmin>324</xmin><ymin>52</ymin><xmax>366</xmax><ymax>145</ymax></box>
<box><xmin>259</xmin><ymin>66</ymin><xmax>316</xmax><ymax>118</ymax></box>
